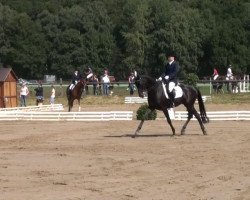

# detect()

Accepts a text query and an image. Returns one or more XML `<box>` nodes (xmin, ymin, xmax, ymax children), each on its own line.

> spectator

<box><xmin>92</xmin><ymin>75</ymin><xmax>99</xmax><ymax>95</ymax></box>
<box><xmin>19</xmin><ymin>82</ymin><xmax>29</xmax><ymax>107</ymax></box>
<box><xmin>34</xmin><ymin>82</ymin><xmax>44</xmax><ymax>106</ymax></box>
<box><xmin>50</xmin><ymin>85</ymin><xmax>56</xmax><ymax>105</ymax></box>
<box><xmin>128</xmin><ymin>72</ymin><xmax>135</xmax><ymax>95</ymax></box>
<box><xmin>212</xmin><ymin>68</ymin><xmax>219</xmax><ymax>80</ymax></box>
<box><xmin>102</xmin><ymin>71</ymin><xmax>110</xmax><ymax>95</ymax></box>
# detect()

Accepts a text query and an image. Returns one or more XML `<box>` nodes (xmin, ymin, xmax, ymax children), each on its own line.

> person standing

<box><xmin>92</xmin><ymin>75</ymin><xmax>99</xmax><ymax>95</ymax></box>
<box><xmin>159</xmin><ymin>54</ymin><xmax>179</xmax><ymax>107</ymax></box>
<box><xmin>34</xmin><ymin>82</ymin><xmax>44</xmax><ymax>106</ymax></box>
<box><xmin>19</xmin><ymin>82</ymin><xmax>29</xmax><ymax>107</ymax></box>
<box><xmin>50</xmin><ymin>85</ymin><xmax>56</xmax><ymax>105</ymax></box>
<box><xmin>102</xmin><ymin>70</ymin><xmax>110</xmax><ymax>95</ymax></box>
<box><xmin>212</xmin><ymin>68</ymin><xmax>219</xmax><ymax>80</ymax></box>
<box><xmin>128</xmin><ymin>72</ymin><xmax>135</xmax><ymax>96</ymax></box>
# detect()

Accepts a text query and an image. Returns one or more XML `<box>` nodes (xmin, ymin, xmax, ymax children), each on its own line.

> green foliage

<box><xmin>183</xmin><ymin>73</ymin><xmax>199</xmax><ymax>87</ymax></box>
<box><xmin>136</xmin><ymin>104</ymin><xmax>157</xmax><ymax>120</ymax></box>
<box><xmin>0</xmin><ymin>0</ymin><xmax>249</xmax><ymax>80</ymax></box>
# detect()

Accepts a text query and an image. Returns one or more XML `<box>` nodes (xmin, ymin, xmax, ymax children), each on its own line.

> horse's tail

<box><xmin>197</xmin><ymin>88</ymin><xmax>209</xmax><ymax>123</ymax></box>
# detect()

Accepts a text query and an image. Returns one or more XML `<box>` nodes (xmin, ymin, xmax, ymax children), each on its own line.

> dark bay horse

<box><xmin>66</xmin><ymin>78</ymin><xmax>86</xmax><ymax>112</ymax></box>
<box><xmin>134</xmin><ymin>75</ymin><xmax>209</xmax><ymax>137</ymax></box>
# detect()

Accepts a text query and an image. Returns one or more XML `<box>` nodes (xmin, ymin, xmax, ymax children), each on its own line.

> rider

<box><xmin>86</xmin><ymin>66</ymin><xmax>93</xmax><ymax>81</ymax></box>
<box><xmin>212</xmin><ymin>67</ymin><xmax>219</xmax><ymax>80</ymax></box>
<box><xmin>226</xmin><ymin>65</ymin><xmax>233</xmax><ymax>80</ymax></box>
<box><xmin>159</xmin><ymin>54</ymin><xmax>179</xmax><ymax>107</ymax></box>
<box><xmin>69</xmin><ymin>69</ymin><xmax>82</xmax><ymax>90</ymax></box>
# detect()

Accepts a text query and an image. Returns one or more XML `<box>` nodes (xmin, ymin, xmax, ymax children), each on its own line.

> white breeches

<box><xmin>213</xmin><ymin>75</ymin><xmax>219</xmax><ymax>80</ymax></box>
<box><xmin>168</xmin><ymin>82</ymin><xmax>175</xmax><ymax>92</ymax></box>
<box><xmin>69</xmin><ymin>84</ymin><xmax>74</xmax><ymax>90</ymax></box>
<box><xmin>87</xmin><ymin>73</ymin><xmax>93</xmax><ymax>79</ymax></box>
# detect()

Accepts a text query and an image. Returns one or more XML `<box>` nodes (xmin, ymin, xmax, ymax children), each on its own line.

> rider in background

<box><xmin>86</xmin><ymin>66</ymin><xmax>93</xmax><ymax>81</ymax></box>
<box><xmin>69</xmin><ymin>69</ymin><xmax>82</xmax><ymax>90</ymax></box>
<box><xmin>159</xmin><ymin>54</ymin><xmax>179</xmax><ymax>107</ymax></box>
<box><xmin>212</xmin><ymin>67</ymin><xmax>219</xmax><ymax>80</ymax></box>
<box><xmin>226</xmin><ymin>65</ymin><xmax>233</xmax><ymax>80</ymax></box>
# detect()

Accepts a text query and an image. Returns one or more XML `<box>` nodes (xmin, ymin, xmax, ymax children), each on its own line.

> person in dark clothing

<box><xmin>34</xmin><ymin>82</ymin><xmax>44</xmax><ymax>105</ymax></box>
<box><xmin>159</xmin><ymin>54</ymin><xmax>179</xmax><ymax>107</ymax></box>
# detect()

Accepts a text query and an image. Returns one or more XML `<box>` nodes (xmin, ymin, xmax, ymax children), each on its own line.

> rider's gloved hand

<box><xmin>164</xmin><ymin>75</ymin><xmax>169</xmax><ymax>80</ymax></box>
<box><xmin>156</xmin><ymin>77</ymin><xmax>162</xmax><ymax>81</ymax></box>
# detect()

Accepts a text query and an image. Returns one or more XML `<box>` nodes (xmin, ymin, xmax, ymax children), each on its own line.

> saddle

<box><xmin>162</xmin><ymin>82</ymin><xmax>183</xmax><ymax>99</ymax></box>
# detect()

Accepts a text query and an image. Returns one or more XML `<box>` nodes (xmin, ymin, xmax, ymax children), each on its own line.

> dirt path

<box><xmin>0</xmin><ymin>104</ymin><xmax>249</xmax><ymax>200</ymax></box>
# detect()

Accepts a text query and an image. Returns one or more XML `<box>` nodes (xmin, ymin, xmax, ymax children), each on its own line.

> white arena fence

<box><xmin>125</xmin><ymin>96</ymin><xmax>211</xmax><ymax>104</ymax></box>
<box><xmin>0</xmin><ymin>104</ymin><xmax>64</xmax><ymax>112</ymax></box>
<box><xmin>0</xmin><ymin>111</ymin><xmax>133</xmax><ymax>121</ymax></box>
<box><xmin>170</xmin><ymin>111</ymin><xmax>250</xmax><ymax>121</ymax></box>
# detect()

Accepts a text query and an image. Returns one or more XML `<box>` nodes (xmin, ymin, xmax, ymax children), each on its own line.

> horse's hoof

<box><xmin>131</xmin><ymin>135</ymin><xmax>137</xmax><ymax>138</ymax></box>
<box><xmin>203</xmin><ymin>131</ymin><xmax>208</xmax><ymax>135</ymax></box>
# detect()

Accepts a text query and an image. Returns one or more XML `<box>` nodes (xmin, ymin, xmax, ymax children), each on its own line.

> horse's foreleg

<box><xmin>133</xmin><ymin>119</ymin><xmax>145</xmax><ymax>138</ymax></box>
<box><xmin>163</xmin><ymin>108</ymin><xmax>175</xmax><ymax>135</ymax></box>
<box><xmin>133</xmin><ymin>109</ymin><xmax>152</xmax><ymax>138</ymax></box>
<box><xmin>78</xmin><ymin>99</ymin><xmax>81</xmax><ymax>112</ymax></box>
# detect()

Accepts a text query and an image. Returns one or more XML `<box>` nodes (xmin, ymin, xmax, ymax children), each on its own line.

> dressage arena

<box><xmin>0</xmin><ymin>103</ymin><xmax>250</xmax><ymax>200</ymax></box>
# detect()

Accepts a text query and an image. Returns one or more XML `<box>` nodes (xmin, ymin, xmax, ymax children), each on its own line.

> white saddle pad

<box><xmin>162</xmin><ymin>83</ymin><xmax>183</xmax><ymax>99</ymax></box>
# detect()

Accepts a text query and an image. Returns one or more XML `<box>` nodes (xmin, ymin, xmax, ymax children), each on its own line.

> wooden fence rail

<box><xmin>0</xmin><ymin>111</ymin><xmax>133</xmax><ymax>121</ymax></box>
<box><xmin>173</xmin><ymin>111</ymin><xmax>250</xmax><ymax>121</ymax></box>
<box><xmin>125</xmin><ymin>96</ymin><xmax>211</xmax><ymax>104</ymax></box>
<box><xmin>0</xmin><ymin>104</ymin><xmax>64</xmax><ymax>112</ymax></box>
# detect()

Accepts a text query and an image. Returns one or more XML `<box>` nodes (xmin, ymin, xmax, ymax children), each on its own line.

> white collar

<box><xmin>169</xmin><ymin>60</ymin><xmax>174</xmax><ymax>65</ymax></box>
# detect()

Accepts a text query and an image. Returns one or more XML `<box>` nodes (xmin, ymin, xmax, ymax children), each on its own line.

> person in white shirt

<box><xmin>20</xmin><ymin>83</ymin><xmax>29</xmax><ymax>106</ymax></box>
<box><xmin>50</xmin><ymin>85</ymin><xmax>56</xmax><ymax>105</ymax></box>
<box><xmin>102</xmin><ymin>71</ymin><xmax>110</xmax><ymax>95</ymax></box>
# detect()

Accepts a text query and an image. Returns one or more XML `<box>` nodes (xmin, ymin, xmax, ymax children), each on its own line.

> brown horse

<box><xmin>66</xmin><ymin>78</ymin><xmax>86</xmax><ymax>112</ymax></box>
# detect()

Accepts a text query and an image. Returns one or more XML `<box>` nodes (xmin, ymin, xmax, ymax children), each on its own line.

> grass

<box><xmin>18</xmin><ymin>84</ymin><xmax>250</xmax><ymax>107</ymax></box>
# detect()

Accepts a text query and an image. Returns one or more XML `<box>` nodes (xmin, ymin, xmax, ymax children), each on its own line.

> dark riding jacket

<box><xmin>162</xmin><ymin>61</ymin><xmax>179</xmax><ymax>83</ymax></box>
<box><xmin>72</xmin><ymin>73</ymin><xmax>82</xmax><ymax>83</ymax></box>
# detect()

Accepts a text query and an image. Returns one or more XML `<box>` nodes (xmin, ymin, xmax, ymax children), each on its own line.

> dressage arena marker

<box><xmin>125</xmin><ymin>96</ymin><xmax>211</xmax><ymax>104</ymax></box>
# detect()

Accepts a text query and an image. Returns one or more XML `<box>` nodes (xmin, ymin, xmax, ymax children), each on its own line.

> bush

<box><xmin>183</xmin><ymin>73</ymin><xmax>199</xmax><ymax>87</ymax></box>
<box><xmin>136</xmin><ymin>104</ymin><xmax>157</xmax><ymax>120</ymax></box>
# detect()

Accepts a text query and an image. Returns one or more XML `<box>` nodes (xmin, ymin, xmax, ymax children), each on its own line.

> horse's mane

<box><xmin>140</xmin><ymin>75</ymin><xmax>157</xmax><ymax>85</ymax></box>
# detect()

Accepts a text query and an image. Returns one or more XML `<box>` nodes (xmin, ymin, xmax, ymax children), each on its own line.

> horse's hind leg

<box><xmin>189</xmin><ymin>107</ymin><xmax>207</xmax><ymax>135</ymax></box>
<box><xmin>162</xmin><ymin>108</ymin><xmax>175</xmax><ymax>135</ymax></box>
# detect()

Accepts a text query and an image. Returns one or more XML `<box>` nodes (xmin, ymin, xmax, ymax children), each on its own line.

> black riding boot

<box><xmin>168</xmin><ymin>90</ymin><xmax>176</xmax><ymax>107</ymax></box>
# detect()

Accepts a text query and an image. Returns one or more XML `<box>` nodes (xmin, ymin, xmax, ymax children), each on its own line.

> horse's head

<box><xmin>134</xmin><ymin>74</ymin><xmax>144</xmax><ymax>98</ymax></box>
<box><xmin>134</xmin><ymin>73</ymin><xmax>156</xmax><ymax>98</ymax></box>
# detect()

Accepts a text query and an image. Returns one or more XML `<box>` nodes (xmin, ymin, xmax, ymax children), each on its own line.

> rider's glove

<box><xmin>164</xmin><ymin>75</ymin><xmax>169</xmax><ymax>80</ymax></box>
<box><xmin>157</xmin><ymin>77</ymin><xmax>162</xmax><ymax>81</ymax></box>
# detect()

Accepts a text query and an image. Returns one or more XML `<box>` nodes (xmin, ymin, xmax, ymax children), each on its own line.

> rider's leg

<box><xmin>168</xmin><ymin>82</ymin><xmax>176</xmax><ymax>107</ymax></box>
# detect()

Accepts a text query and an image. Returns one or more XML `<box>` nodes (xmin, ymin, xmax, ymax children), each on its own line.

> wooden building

<box><xmin>0</xmin><ymin>68</ymin><xmax>18</xmax><ymax>108</ymax></box>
